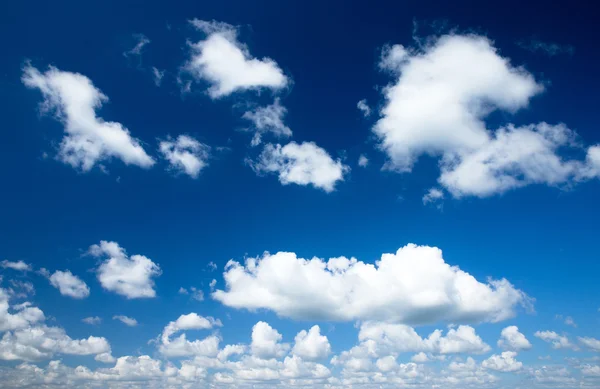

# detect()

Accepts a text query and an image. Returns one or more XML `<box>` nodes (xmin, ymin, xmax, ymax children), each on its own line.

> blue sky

<box><xmin>1</xmin><ymin>0</ymin><xmax>599</xmax><ymax>387</ymax></box>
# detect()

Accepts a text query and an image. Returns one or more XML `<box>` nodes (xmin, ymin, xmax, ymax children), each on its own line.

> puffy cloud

<box><xmin>0</xmin><ymin>289</ymin><xmax>44</xmax><ymax>332</ymax></box>
<box><xmin>357</xmin><ymin>99</ymin><xmax>371</xmax><ymax>117</ymax></box>
<box><xmin>159</xmin><ymin>135</ymin><xmax>210</xmax><ymax>178</ymax></box>
<box><xmin>81</xmin><ymin>316</ymin><xmax>101</xmax><ymax>325</ymax></box>
<box><xmin>292</xmin><ymin>325</ymin><xmax>331</xmax><ymax>360</ymax></box>
<box><xmin>422</xmin><ymin>187</ymin><xmax>444</xmax><ymax>205</ymax></box>
<box><xmin>482</xmin><ymin>351</ymin><xmax>523</xmax><ymax>372</ymax></box>
<box><xmin>250</xmin><ymin>141</ymin><xmax>349</xmax><ymax>192</ymax></box>
<box><xmin>89</xmin><ymin>241</ymin><xmax>161</xmax><ymax>299</ymax></box>
<box><xmin>0</xmin><ymin>260</ymin><xmax>31</xmax><ymax>272</ymax></box>
<box><xmin>534</xmin><ymin>331</ymin><xmax>577</xmax><ymax>350</ymax></box>
<box><xmin>160</xmin><ymin>313</ymin><xmax>221</xmax><ymax>344</ymax></box>
<box><xmin>112</xmin><ymin>315</ymin><xmax>138</xmax><ymax>327</ymax></box>
<box><xmin>374</xmin><ymin>34</ymin><xmax>600</xmax><ymax>198</ymax></box>
<box><xmin>358</xmin><ymin>154</ymin><xmax>369</xmax><ymax>167</ymax></box>
<box><xmin>578</xmin><ymin>336</ymin><xmax>600</xmax><ymax>352</ymax></box>
<box><xmin>242</xmin><ymin>98</ymin><xmax>292</xmax><ymax>146</ymax></box>
<box><xmin>251</xmin><ymin>321</ymin><xmax>290</xmax><ymax>359</ymax></box>
<box><xmin>22</xmin><ymin>65</ymin><xmax>155</xmax><ymax>171</ymax></box>
<box><xmin>213</xmin><ymin>244</ymin><xmax>531</xmax><ymax>324</ymax></box>
<box><xmin>158</xmin><ymin>313</ymin><xmax>222</xmax><ymax>358</ymax></box>
<box><xmin>498</xmin><ymin>325</ymin><xmax>532</xmax><ymax>351</ymax></box>
<box><xmin>185</xmin><ymin>19</ymin><xmax>288</xmax><ymax>98</ymax></box>
<box><xmin>48</xmin><ymin>270</ymin><xmax>90</xmax><ymax>299</ymax></box>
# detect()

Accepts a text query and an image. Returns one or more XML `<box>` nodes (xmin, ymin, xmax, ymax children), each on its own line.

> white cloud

<box><xmin>48</xmin><ymin>270</ymin><xmax>90</xmax><ymax>299</ymax></box>
<box><xmin>0</xmin><ymin>288</ymin><xmax>44</xmax><ymax>332</ymax></box>
<box><xmin>251</xmin><ymin>321</ymin><xmax>290</xmax><ymax>359</ymax></box>
<box><xmin>242</xmin><ymin>98</ymin><xmax>292</xmax><ymax>146</ymax></box>
<box><xmin>152</xmin><ymin>67</ymin><xmax>165</xmax><ymax>86</ymax></box>
<box><xmin>113</xmin><ymin>315</ymin><xmax>138</xmax><ymax>327</ymax></box>
<box><xmin>89</xmin><ymin>241</ymin><xmax>161</xmax><ymax>299</ymax></box>
<box><xmin>0</xmin><ymin>260</ymin><xmax>31</xmax><ymax>272</ymax></box>
<box><xmin>373</xmin><ymin>34</ymin><xmax>600</xmax><ymax>198</ymax></box>
<box><xmin>358</xmin><ymin>154</ymin><xmax>369</xmax><ymax>167</ymax></box>
<box><xmin>498</xmin><ymin>326</ymin><xmax>532</xmax><ymax>351</ymax></box>
<box><xmin>578</xmin><ymin>336</ymin><xmax>600</xmax><ymax>352</ymax></box>
<box><xmin>22</xmin><ymin>65</ymin><xmax>155</xmax><ymax>171</ymax></box>
<box><xmin>556</xmin><ymin>314</ymin><xmax>577</xmax><ymax>327</ymax></box>
<box><xmin>213</xmin><ymin>243</ymin><xmax>531</xmax><ymax>324</ymax></box>
<box><xmin>580</xmin><ymin>364</ymin><xmax>600</xmax><ymax>377</ymax></box>
<box><xmin>178</xmin><ymin>287</ymin><xmax>204</xmax><ymax>301</ymax></box>
<box><xmin>534</xmin><ymin>331</ymin><xmax>577</xmax><ymax>350</ymax></box>
<box><xmin>357</xmin><ymin>99</ymin><xmax>371</xmax><ymax>117</ymax></box>
<box><xmin>250</xmin><ymin>141</ymin><xmax>349</xmax><ymax>192</ymax></box>
<box><xmin>185</xmin><ymin>19</ymin><xmax>288</xmax><ymax>98</ymax></box>
<box><xmin>159</xmin><ymin>135</ymin><xmax>210</xmax><ymax>178</ymax></box>
<box><xmin>161</xmin><ymin>313</ymin><xmax>221</xmax><ymax>344</ymax></box>
<box><xmin>292</xmin><ymin>325</ymin><xmax>331</xmax><ymax>360</ymax></box>
<box><xmin>94</xmin><ymin>352</ymin><xmax>116</xmax><ymax>363</ymax></box>
<box><xmin>422</xmin><ymin>187</ymin><xmax>444</xmax><ymax>205</ymax></box>
<box><xmin>158</xmin><ymin>313</ymin><xmax>222</xmax><ymax>358</ymax></box>
<box><xmin>81</xmin><ymin>316</ymin><xmax>101</xmax><ymax>325</ymax></box>
<box><xmin>124</xmin><ymin>34</ymin><xmax>150</xmax><ymax>57</ymax></box>
<box><xmin>411</xmin><ymin>352</ymin><xmax>430</xmax><ymax>363</ymax></box>
<box><xmin>482</xmin><ymin>351</ymin><xmax>523</xmax><ymax>372</ymax></box>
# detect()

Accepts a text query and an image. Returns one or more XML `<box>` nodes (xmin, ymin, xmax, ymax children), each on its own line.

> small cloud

<box><xmin>124</xmin><ymin>34</ymin><xmax>150</xmax><ymax>57</ymax></box>
<box><xmin>152</xmin><ymin>67</ymin><xmax>165</xmax><ymax>86</ymax></box>
<box><xmin>555</xmin><ymin>314</ymin><xmax>577</xmax><ymax>328</ymax></box>
<box><xmin>82</xmin><ymin>316</ymin><xmax>102</xmax><ymax>325</ymax></box>
<box><xmin>207</xmin><ymin>262</ymin><xmax>217</xmax><ymax>271</ymax></box>
<box><xmin>0</xmin><ymin>260</ymin><xmax>32</xmax><ymax>272</ymax></box>
<box><xmin>113</xmin><ymin>315</ymin><xmax>138</xmax><ymax>327</ymax></box>
<box><xmin>358</xmin><ymin>154</ymin><xmax>369</xmax><ymax>168</ymax></box>
<box><xmin>422</xmin><ymin>188</ymin><xmax>444</xmax><ymax>208</ymax></box>
<box><xmin>517</xmin><ymin>38</ymin><xmax>574</xmax><ymax>56</ymax></box>
<box><xmin>178</xmin><ymin>287</ymin><xmax>204</xmax><ymax>301</ymax></box>
<box><xmin>357</xmin><ymin>99</ymin><xmax>371</xmax><ymax>117</ymax></box>
<box><xmin>209</xmin><ymin>279</ymin><xmax>217</xmax><ymax>291</ymax></box>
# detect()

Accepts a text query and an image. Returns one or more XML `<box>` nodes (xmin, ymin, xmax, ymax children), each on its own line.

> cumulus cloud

<box><xmin>0</xmin><ymin>288</ymin><xmax>44</xmax><ymax>332</ymax></box>
<box><xmin>358</xmin><ymin>154</ymin><xmax>369</xmax><ymax>167</ymax></box>
<box><xmin>89</xmin><ymin>241</ymin><xmax>161</xmax><ymax>299</ymax></box>
<box><xmin>422</xmin><ymin>187</ymin><xmax>444</xmax><ymax>205</ymax></box>
<box><xmin>0</xmin><ymin>260</ymin><xmax>31</xmax><ymax>272</ymax></box>
<box><xmin>578</xmin><ymin>336</ymin><xmax>600</xmax><ymax>352</ymax></box>
<box><xmin>357</xmin><ymin>99</ymin><xmax>371</xmax><ymax>117</ymax></box>
<box><xmin>535</xmin><ymin>331</ymin><xmax>577</xmax><ymax>350</ymax></box>
<box><xmin>82</xmin><ymin>316</ymin><xmax>101</xmax><ymax>325</ymax></box>
<box><xmin>113</xmin><ymin>315</ymin><xmax>138</xmax><ymax>327</ymax></box>
<box><xmin>48</xmin><ymin>270</ymin><xmax>90</xmax><ymax>299</ymax></box>
<box><xmin>22</xmin><ymin>65</ymin><xmax>155</xmax><ymax>171</ymax></box>
<box><xmin>374</xmin><ymin>34</ymin><xmax>599</xmax><ymax>198</ymax></box>
<box><xmin>249</xmin><ymin>141</ymin><xmax>349</xmax><ymax>192</ymax></box>
<box><xmin>158</xmin><ymin>313</ymin><xmax>222</xmax><ymax>358</ymax></box>
<box><xmin>185</xmin><ymin>19</ymin><xmax>288</xmax><ymax>98</ymax></box>
<box><xmin>482</xmin><ymin>351</ymin><xmax>523</xmax><ymax>372</ymax></box>
<box><xmin>498</xmin><ymin>325</ymin><xmax>532</xmax><ymax>351</ymax></box>
<box><xmin>292</xmin><ymin>325</ymin><xmax>331</xmax><ymax>360</ymax></box>
<box><xmin>251</xmin><ymin>321</ymin><xmax>290</xmax><ymax>359</ymax></box>
<box><xmin>242</xmin><ymin>98</ymin><xmax>292</xmax><ymax>146</ymax></box>
<box><xmin>159</xmin><ymin>135</ymin><xmax>210</xmax><ymax>178</ymax></box>
<box><xmin>213</xmin><ymin>244</ymin><xmax>531</xmax><ymax>324</ymax></box>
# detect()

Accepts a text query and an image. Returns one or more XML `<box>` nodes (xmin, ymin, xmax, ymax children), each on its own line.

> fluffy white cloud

<box><xmin>89</xmin><ymin>241</ymin><xmax>161</xmax><ymax>299</ymax></box>
<box><xmin>357</xmin><ymin>99</ymin><xmax>371</xmax><ymax>117</ymax></box>
<box><xmin>0</xmin><ymin>289</ymin><xmax>44</xmax><ymax>332</ymax></box>
<box><xmin>358</xmin><ymin>154</ymin><xmax>369</xmax><ymax>167</ymax></box>
<box><xmin>374</xmin><ymin>34</ymin><xmax>600</xmax><ymax>198</ymax></box>
<box><xmin>251</xmin><ymin>321</ymin><xmax>290</xmax><ymax>359</ymax></box>
<box><xmin>250</xmin><ymin>141</ymin><xmax>349</xmax><ymax>192</ymax></box>
<box><xmin>159</xmin><ymin>313</ymin><xmax>222</xmax><ymax>358</ymax></box>
<box><xmin>534</xmin><ymin>331</ymin><xmax>577</xmax><ymax>350</ymax></box>
<box><xmin>185</xmin><ymin>19</ymin><xmax>288</xmax><ymax>98</ymax></box>
<box><xmin>292</xmin><ymin>325</ymin><xmax>331</xmax><ymax>360</ymax></box>
<box><xmin>482</xmin><ymin>351</ymin><xmax>523</xmax><ymax>372</ymax></box>
<box><xmin>213</xmin><ymin>244</ymin><xmax>531</xmax><ymax>324</ymax></box>
<box><xmin>22</xmin><ymin>65</ymin><xmax>155</xmax><ymax>171</ymax></box>
<box><xmin>578</xmin><ymin>336</ymin><xmax>600</xmax><ymax>352</ymax></box>
<box><xmin>113</xmin><ymin>315</ymin><xmax>138</xmax><ymax>327</ymax></box>
<box><xmin>0</xmin><ymin>260</ymin><xmax>31</xmax><ymax>272</ymax></box>
<box><xmin>160</xmin><ymin>313</ymin><xmax>221</xmax><ymax>344</ymax></box>
<box><xmin>82</xmin><ymin>316</ymin><xmax>101</xmax><ymax>325</ymax></box>
<box><xmin>498</xmin><ymin>325</ymin><xmax>532</xmax><ymax>351</ymax></box>
<box><xmin>159</xmin><ymin>135</ymin><xmax>210</xmax><ymax>178</ymax></box>
<box><xmin>422</xmin><ymin>187</ymin><xmax>444</xmax><ymax>205</ymax></box>
<box><xmin>242</xmin><ymin>98</ymin><xmax>292</xmax><ymax>146</ymax></box>
<box><xmin>48</xmin><ymin>270</ymin><xmax>90</xmax><ymax>299</ymax></box>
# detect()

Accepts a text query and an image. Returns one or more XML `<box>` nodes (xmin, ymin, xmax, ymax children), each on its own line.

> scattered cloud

<box><xmin>518</xmin><ymin>38</ymin><xmax>575</xmax><ymax>56</ymax></box>
<box><xmin>152</xmin><ymin>67</ymin><xmax>165</xmax><ymax>86</ymax></box>
<box><xmin>178</xmin><ymin>287</ymin><xmax>204</xmax><ymax>301</ymax></box>
<box><xmin>249</xmin><ymin>141</ymin><xmax>349</xmax><ymax>192</ymax></box>
<box><xmin>22</xmin><ymin>65</ymin><xmax>155</xmax><ymax>171</ymax></box>
<box><xmin>556</xmin><ymin>314</ymin><xmax>577</xmax><ymax>327</ymax></box>
<box><xmin>535</xmin><ymin>330</ymin><xmax>578</xmax><ymax>350</ymax></box>
<box><xmin>482</xmin><ymin>351</ymin><xmax>523</xmax><ymax>372</ymax></box>
<box><xmin>358</xmin><ymin>154</ymin><xmax>369</xmax><ymax>167</ymax></box>
<box><xmin>357</xmin><ymin>99</ymin><xmax>371</xmax><ymax>117</ymax></box>
<box><xmin>89</xmin><ymin>241</ymin><xmax>161</xmax><ymax>299</ymax></box>
<box><xmin>159</xmin><ymin>135</ymin><xmax>210</xmax><ymax>178</ymax></box>
<box><xmin>48</xmin><ymin>270</ymin><xmax>90</xmax><ymax>299</ymax></box>
<box><xmin>578</xmin><ymin>336</ymin><xmax>600</xmax><ymax>352</ymax></box>
<box><xmin>185</xmin><ymin>19</ymin><xmax>288</xmax><ymax>98</ymax></box>
<box><xmin>81</xmin><ymin>316</ymin><xmax>101</xmax><ymax>325</ymax></box>
<box><xmin>113</xmin><ymin>315</ymin><xmax>138</xmax><ymax>327</ymax></box>
<box><xmin>0</xmin><ymin>260</ymin><xmax>31</xmax><ymax>272</ymax></box>
<box><xmin>123</xmin><ymin>34</ymin><xmax>150</xmax><ymax>57</ymax></box>
<box><xmin>498</xmin><ymin>325</ymin><xmax>532</xmax><ymax>351</ymax></box>
<box><xmin>422</xmin><ymin>187</ymin><xmax>444</xmax><ymax>205</ymax></box>
<box><xmin>213</xmin><ymin>243</ymin><xmax>531</xmax><ymax>323</ymax></box>
<box><xmin>242</xmin><ymin>98</ymin><xmax>292</xmax><ymax>146</ymax></box>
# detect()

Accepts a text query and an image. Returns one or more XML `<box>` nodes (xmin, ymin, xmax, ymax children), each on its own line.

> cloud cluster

<box><xmin>242</xmin><ymin>98</ymin><xmax>292</xmax><ymax>146</ymax></box>
<box><xmin>214</xmin><ymin>244</ymin><xmax>531</xmax><ymax>324</ymax></box>
<box><xmin>159</xmin><ymin>135</ymin><xmax>210</xmax><ymax>178</ymax></box>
